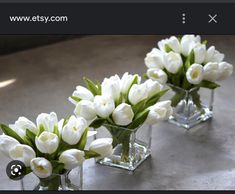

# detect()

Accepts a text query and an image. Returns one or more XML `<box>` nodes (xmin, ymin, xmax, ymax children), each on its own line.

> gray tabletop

<box><xmin>0</xmin><ymin>35</ymin><xmax>235</xmax><ymax>190</ymax></box>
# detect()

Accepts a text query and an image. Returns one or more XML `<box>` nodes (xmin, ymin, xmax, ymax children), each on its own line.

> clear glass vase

<box><xmin>167</xmin><ymin>84</ymin><xmax>214</xmax><ymax>129</ymax></box>
<box><xmin>21</xmin><ymin>165</ymin><xmax>83</xmax><ymax>190</ymax></box>
<box><xmin>95</xmin><ymin>124</ymin><xmax>152</xmax><ymax>171</ymax></box>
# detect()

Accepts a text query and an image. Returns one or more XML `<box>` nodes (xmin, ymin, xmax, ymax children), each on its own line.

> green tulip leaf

<box><xmin>143</xmin><ymin>73</ymin><xmax>149</xmax><ymax>80</ymax></box>
<box><xmin>83</xmin><ymin>77</ymin><xmax>101</xmax><ymax>95</ymax></box>
<box><xmin>84</xmin><ymin>150</ymin><xmax>100</xmax><ymax>159</ymax></box>
<box><xmin>125</xmin><ymin>75</ymin><xmax>139</xmax><ymax>101</ymax></box>
<box><xmin>198</xmin><ymin>80</ymin><xmax>220</xmax><ymax>89</ymax></box>
<box><xmin>145</xmin><ymin>89</ymin><xmax>169</xmax><ymax>108</ymax></box>
<box><xmin>170</xmin><ymin>91</ymin><xmax>186</xmax><ymax>107</ymax></box>
<box><xmin>70</xmin><ymin>96</ymin><xmax>81</xmax><ymax>103</ymax></box>
<box><xmin>25</xmin><ymin>129</ymin><xmax>36</xmax><ymax>148</ymax></box>
<box><xmin>128</xmin><ymin>109</ymin><xmax>150</xmax><ymax>129</ymax></box>
<box><xmin>132</xmin><ymin>98</ymin><xmax>147</xmax><ymax>115</ymax></box>
<box><xmin>23</xmin><ymin>136</ymin><xmax>34</xmax><ymax>148</ymax></box>
<box><xmin>96</xmin><ymin>81</ymin><xmax>102</xmax><ymax>94</ymax></box>
<box><xmin>37</xmin><ymin>124</ymin><xmax>45</xmax><ymax>136</ymax></box>
<box><xmin>190</xmin><ymin>89</ymin><xmax>202</xmax><ymax>108</ymax></box>
<box><xmin>0</xmin><ymin>124</ymin><xmax>25</xmax><ymax>144</ymax></box>
<box><xmin>185</xmin><ymin>50</ymin><xmax>195</xmax><ymax>70</ymax></box>
<box><xmin>89</xmin><ymin>118</ymin><xmax>106</xmax><ymax>128</ymax></box>
<box><xmin>53</xmin><ymin>125</ymin><xmax>60</xmax><ymax>138</ymax></box>
<box><xmin>51</xmin><ymin>160</ymin><xmax>65</xmax><ymax>174</ymax></box>
<box><xmin>77</xmin><ymin>128</ymin><xmax>88</xmax><ymax>150</ymax></box>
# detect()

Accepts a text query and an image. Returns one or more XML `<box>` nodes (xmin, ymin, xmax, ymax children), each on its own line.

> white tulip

<box><xmin>30</xmin><ymin>157</ymin><xmax>52</xmax><ymax>178</ymax></box>
<box><xmin>36</xmin><ymin>112</ymin><xmax>58</xmax><ymax>132</ymax></box>
<box><xmin>59</xmin><ymin>149</ymin><xmax>85</xmax><ymax>170</ymax></box>
<box><xmin>101</xmin><ymin>75</ymin><xmax>121</xmax><ymax>102</ymax></box>
<box><xmin>144</xmin><ymin>48</ymin><xmax>165</xmax><ymax>69</ymax></box>
<box><xmin>74</xmin><ymin>100</ymin><xmax>96</xmax><ymax>121</ymax></box>
<box><xmin>186</xmin><ymin>63</ymin><xmax>204</xmax><ymax>84</ymax></box>
<box><xmin>146</xmin><ymin>68</ymin><xmax>168</xmax><ymax>84</ymax></box>
<box><xmin>204</xmin><ymin>46</ymin><xmax>224</xmax><ymax>63</ymax></box>
<box><xmin>112</xmin><ymin>103</ymin><xmax>134</xmax><ymax>126</ymax></box>
<box><xmin>203</xmin><ymin>62</ymin><xmax>219</xmax><ymax>82</ymax></box>
<box><xmin>62</xmin><ymin>116</ymin><xmax>87</xmax><ymax>145</ymax></box>
<box><xmin>181</xmin><ymin>35</ymin><xmax>201</xmax><ymax>56</ymax></box>
<box><xmin>0</xmin><ymin>135</ymin><xmax>20</xmax><ymax>157</ymax></box>
<box><xmin>58</xmin><ymin>118</ymin><xmax>64</xmax><ymax>134</ymax></box>
<box><xmin>93</xmin><ymin>95</ymin><xmax>115</xmax><ymax>118</ymax></box>
<box><xmin>146</xmin><ymin>100</ymin><xmax>173</xmax><ymax>125</ymax></box>
<box><xmin>35</xmin><ymin>131</ymin><xmax>59</xmax><ymax>154</ymax></box>
<box><xmin>158</xmin><ymin>36</ymin><xmax>181</xmax><ymax>53</ymax></box>
<box><xmin>69</xmin><ymin>86</ymin><xmax>94</xmax><ymax>105</ymax></box>
<box><xmin>193</xmin><ymin>43</ymin><xmax>206</xmax><ymax>64</ymax></box>
<box><xmin>9</xmin><ymin>144</ymin><xmax>36</xmax><ymax>167</ymax></box>
<box><xmin>158</xmin><ymin>39</ymin><xmax>168</xmax><ymax>52</ymax></box>
<box><xmin>9</xmin><ymin>117</ymin><xmax>38</xmax><ymax>138</ymax></box>
<box><xmin>217</xmin><ymin>62</ymin><xmax>233</xmax><ymax>81</ymax></box>
<box><xmin>163</xmin><ymin>51</ymin><xmax>183</xmax><ymax>74</ymax></box>
<box><xmin>144</xmin><ymin>79</ymin><xmax>163</xmax><ymax>98</ymax></box>
<box><xmin>120</xmin><ymin>72</ymin><xmax>141</xmax><ymax>94</ymax></box>
<box><xmin>128</xmin><ymin>83</ymin><xmax>148</xmax><ymax>105</ymax></box>
<box><xmin>89</xmin><ymin>138</ymin><xmax>113</xmax><ymax>158</ymax></box>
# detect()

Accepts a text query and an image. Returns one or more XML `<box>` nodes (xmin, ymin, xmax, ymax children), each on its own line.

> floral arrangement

<box><xmin>145</xmin><ymin>35</ymin><xmax>233</xmax><ymax>107</ymax></box>
<box><xmin>0</xmin><ymin>112</ymin><xmax>113</xmax><ymax>190</ymax></box>
<box><xmin>69</xmin><ymin>72</ymin><xmax>172</xmax><ymax>161</ymax></box>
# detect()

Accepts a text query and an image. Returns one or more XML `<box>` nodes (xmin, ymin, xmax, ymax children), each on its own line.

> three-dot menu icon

<box><xmin>182</xmin><ymin>13</ymin><xmax>186</xmax><ymax>24</ymax></box>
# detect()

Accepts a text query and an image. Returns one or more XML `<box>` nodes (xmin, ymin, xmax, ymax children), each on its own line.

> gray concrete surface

<box><xmin>0</xmin><ymin>35</ymin><xmax>235</xmax><ymax>190</ymax></box>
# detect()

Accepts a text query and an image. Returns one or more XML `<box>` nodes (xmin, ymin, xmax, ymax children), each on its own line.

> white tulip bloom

<box><xmin>204</xmin><ymin>46</ymin><xmax>224</xmax><ymax>63</ymax></box>
<box><xmin>193</xmin><ymin>43</ymin><xmax>206</xmax><ymax>64</ymax></box>
<box><xmin>146</xmin><ymin>68</ymin><xmax>168</xmax><ymax>84</ymax></box>
<box><xmin>101</xmin><ymin>75</ymin><xmax>121</xmax><ymax>102</ymax></box>
<box><xmin>120</xmin><ymin>72</ymin><xmax>141</xmax><ymax>94</ymax></box>
<box><xmin>35</xmin><ymin>131</ymin><xmax>59</xmax><ymax>154</ymax></box>
<box><xmin>144</xmin><ymin>79</ymin><xmax>163</xmax><ymax>98</ymax></box>
<box><xmin>59</xmin><ymin>149</ymin><xmax>85</xmax><ymax>170</ymax></box>
<box><xmin>217</xmin><ymin>62</ymin><xmax>233</xmax><ymax>81</ymax></box>
<box><xmin>112</xmin><ymin>103</ymin><xmax>134</xmax><ymax>126</ymax></box>
<box><xmin>128</xmin><ymin>83</ymin><xmax>148</xmax><ymax>105</ymax></box>
<box><xmin>9</xmin><ymin>144</ymin><xmax>36</xmax><ymax>167</ymax></box>
<box><xmin>163</xmin><ymin>51</ymin><xmax>183</xmax><ymax>74</ymax></box>
<box><xmin>146</xmin><ymin>100</ymin><xmax>173</xmax><ymax>125</ymax></box>
<box><xmin>203</xmin><ymin>62</ymin><xmax>219</xmax><ymax>82</ymax></box>
<box><xmin>74</xmin><ymin>100</ymin><xmax>97</xmax><ymax>121</ymax></box>
<box><xmin>69</xmin><ymin>86</ymin><xmax>94</xmax><ymax>105</ymax></box>
<box><xmin>9</xmin><ymin>117</ymin><xmax>38</xmax><ymax>138</ymax></box>
<box><xmin>36</xmin><ymin>112</ymin><xmax>58</xmax><ymax>132</ymax></box>
<box><xmin>62</xmin><ymin>116</ymin><xmax>87</xmax><ymax>145</ymax></box>
<box><xmin>186</xmin><ymin>63</ymin><xmax>204</xmax><ymax>85</ymax></box>
<box><xmin>89</xmin><ymin>138</ymin><xmax>113</xmax><ymax>158</ymax></box>
<box><xmin>181</xmin><ymin>34</ymin><xmax>201</xmax><ymax>56</ymax></box>
<box><xmin>93</xmin><ymin>95</ymin><xmax>115</xmax><ymax>118</ymax></box>
<box><xmin>158</xmin><ymin>36</ymin><xmax>181</xmax><ymax>53</ymax></box>
<box><xmin>144</xmin><ymin>48</ymin><xmax>165</xmax><ymax>69</ymax></box>
<box><xmin>0</xmin><ymin>135</ymin><xmax>20</xmax><ymax>157</ymax></box>
<box><xmin>30</xmin><ymin>157</ymin><xmax>52</xmax><ymax>178</ymax></box>
<box><xmin>58</xmin><ymin>118</ymin><xmax>65</xmax><ymax>134</ymax></box>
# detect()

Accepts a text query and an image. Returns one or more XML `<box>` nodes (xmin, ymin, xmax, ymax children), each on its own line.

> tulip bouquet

<box><xmin>69</xmin><ymin>73</ymin><xmax>172</xmax><ymax>170</ymax></box>
<box><xmin>0</xmin><ymin>112</ymin><xmax>113</xmax><ymax>190</ymax></box>
<box><xmin>145</xmin><ymin>35</ymin><xmax>233</xmax><ymax>128</ymax></box>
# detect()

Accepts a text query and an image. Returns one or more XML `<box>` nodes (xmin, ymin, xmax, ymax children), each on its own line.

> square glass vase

<box><xmin>167</xmin><ymin>84</ymin><xmax>214</xmax><ymax>129</ymax></box>
<box><xmin>21</xmin><ymin>165</ymin><xmax>83</xmax><ymax>191</ymax></box>
<box><xmin>95</xmin><ymin>124</ymin><xmax>152</xmax><ymax>171</ymax></box>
